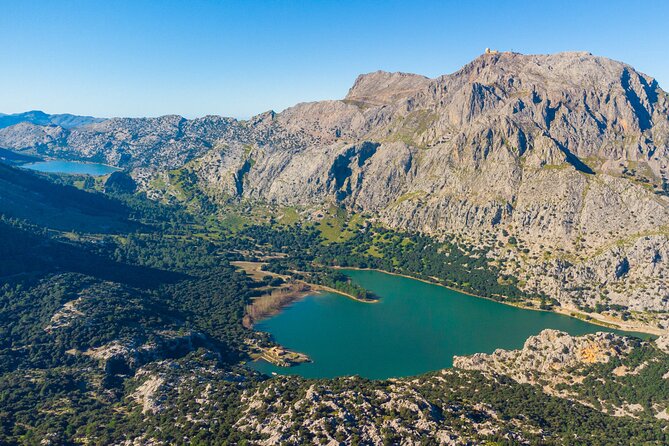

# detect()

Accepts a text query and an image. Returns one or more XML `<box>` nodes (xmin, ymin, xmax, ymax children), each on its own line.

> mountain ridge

<box><xmin>0</xmin><ymin>110</ymin><xmax>105</xmax><ymax>130</ymax></box>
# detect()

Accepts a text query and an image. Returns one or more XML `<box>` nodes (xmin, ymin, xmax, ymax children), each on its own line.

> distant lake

<box><xmin>249</xmin><ymin>269</ymin><xmax>650</xmax><ymax>379</ymax></box>
<box><xmin>22</xmin><ymin>160</ymin><xmax>119</xmax><ymax>176</ymax></box>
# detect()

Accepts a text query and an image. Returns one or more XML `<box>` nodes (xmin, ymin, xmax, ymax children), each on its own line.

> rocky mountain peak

<box><xmin>345</xmin><ymin>70</ymin><xmax>431</xmax><ymax>106</ymax></box>
<box><xmin>451</xmin><ymin>51</ymin><xmax>627</xmax><ymax>83</ymax></box>
<box><xmin>434</xmin><ymin>50</ymin><xmax>663</xmax><ymax>113</ymax></box>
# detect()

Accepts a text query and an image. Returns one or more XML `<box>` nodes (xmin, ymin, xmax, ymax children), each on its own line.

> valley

<box><xmin>1</xmin><ymin>50</ymin><xmax>669</xmax><ymax>444</ymax></box>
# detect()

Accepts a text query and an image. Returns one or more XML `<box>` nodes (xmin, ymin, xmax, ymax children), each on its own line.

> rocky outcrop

<box><xmin>83</xmin><ymin>331</ymin><xmax>208</xmax><ymax>376</ymax></box>
<box><xmin>235</xmin><ymin>373</ymin><xmax>526</xmax><ymax>445</ymax></box>
<box><xmin>454</xmin><ymin>330</ymin><xmax>669</xmax><ymax>419</ymax></box>
<box><xmin>453</xmin><ymin>329</ymin><xmax>635</xmax><ymax>382</ymax></box>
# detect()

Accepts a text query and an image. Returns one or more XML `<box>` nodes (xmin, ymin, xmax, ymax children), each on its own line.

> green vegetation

<box><xmin>239</xmin><ymin>221</ymin><xmax>537</xmax><ymax>304</ymax></box>
<box><xmin>567</xmin><ymin>341</ymin><xmax>669</xmax><ymax>416</ymax></box>
<box><xmin>0</xmin><ymin>163</ymin><xmax>667</xmax><ymax>444</ymax></box>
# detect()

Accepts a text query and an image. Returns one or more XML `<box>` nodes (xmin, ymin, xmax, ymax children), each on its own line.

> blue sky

<box><xmin>2</xmin><ymin>0</ymin><xmax>668</xmax><ymax>119</ymax></box>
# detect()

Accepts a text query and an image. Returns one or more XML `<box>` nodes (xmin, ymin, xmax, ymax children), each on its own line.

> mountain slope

<box><xmin>0</xmin><ymin>163</ymin><xmax>136</xmax><ymax>232</ymax></box>
<box><xmin>1</xmin><ymin>51</ymin><xmax>668</xmax><ymax>326</ymax></box>
<box><xmin>185</xmin><ymin>52</ymin><xmax>669</xmax><ymax>323</ymax></box>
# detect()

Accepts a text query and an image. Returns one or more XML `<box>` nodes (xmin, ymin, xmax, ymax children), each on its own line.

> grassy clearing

<box><xmin>311</xmin><ymin>207</ymin><xmax>367</xmax><ymax>243</ymax></box>
<box><xmin>278</xmin><ymin>207</ymin><xmax>300</xmax><ymax>225</ymax></box>
<box><xmin>315</xmin><ymin>206</ymin><xmax>347</xmax><ymax>242</ymax></box>
<box><xmin>219</xmin><ymin>212</ymin><xmax>251</xmax><ymax>232</ymax></box>
<box><xmin>367</xmin><ymin>245</ymin><xmax>383</xmax><ymax>258</ymax></box>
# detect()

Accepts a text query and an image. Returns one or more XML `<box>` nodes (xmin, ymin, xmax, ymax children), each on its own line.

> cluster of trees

<box><xmin>315</xmin><ymin>270</ymin><xmax>371</xmax><ymax>300</ymax></box>
<box><xmin>316</xmin><ymin>227</ymin><xmax>537</xmax><ymax>302</ymax></box>
<box><xmin>238</xmin><ymin>223</ymin><xmax>536</xmax><ymax>304</ymax></box>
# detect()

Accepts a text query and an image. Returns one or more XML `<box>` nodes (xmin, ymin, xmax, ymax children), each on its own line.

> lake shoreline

<box><xmin>243</xmin><ymin>282</ymin><xmax>377</xmax><ymax>328</ymax></box>
<box><xmin>243</xmin><ymin>283</ymin><xmax>314</xmax><ymax>328</ymax></box>
<box><xmin>232</xmin><ymin>260</ymin><xmax>377</xmax><ymax>329</ymax></box>
<box><xmin>21</xmin><ymin>158</ymin><xmax>121</xmax><ymax>175</ymax></box>
<box><xmin>334</xmin><ymin>267</ymin><xmax>664</xmax><ymax>337</ymax></box>
<box><xmin>248</xmin><ymin>268</ymin><xmax>651</xmax><ymax>379</ymax></box>
<box><xmin>236</xmin><ymin>259</ymin><xmax>662</xmax><ymax>339</ymax></box>
<box><xmin>310</xmin><ymin>283</ymin><xmax>379</xmax><ymax>304</ymax></box>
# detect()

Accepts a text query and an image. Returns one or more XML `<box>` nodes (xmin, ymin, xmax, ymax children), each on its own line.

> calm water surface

<box><xmin>249</xmin><ymin>269</ymin><xmax>649</xmax><ymax>379</ymax></box>
<box><xmin>23</xmin><ymin>160</ymin><xmax>119</xmax><ymax>175</ymax></box>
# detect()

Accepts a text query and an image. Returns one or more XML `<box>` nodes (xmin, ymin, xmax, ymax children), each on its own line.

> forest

<box><xmin>0</xmin><ymin>164</ymin><xmax>667</xmax><ymax>444</ymax></box>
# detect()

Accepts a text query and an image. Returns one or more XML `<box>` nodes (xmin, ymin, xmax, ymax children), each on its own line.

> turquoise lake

<box><xmin>249</xmin><ymin>269</ymin><xmax>649</xmax><ymax>379</ymax></box>
<box><xmin>22</xmin><ymin>160</ymin><xmax>119</xmax><ymax>175</ymax></box>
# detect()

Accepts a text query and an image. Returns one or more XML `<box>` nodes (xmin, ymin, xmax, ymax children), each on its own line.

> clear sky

<box><xmin>2</xmin><ymin>0</ymin><xmax>668</xmax><ymax>119</ymax></box>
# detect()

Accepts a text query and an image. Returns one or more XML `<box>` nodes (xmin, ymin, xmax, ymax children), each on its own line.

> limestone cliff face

<box><xmin>2</xmin><ymin>51</ymin><xmax>669</xmax><ymax>317</ymax></box>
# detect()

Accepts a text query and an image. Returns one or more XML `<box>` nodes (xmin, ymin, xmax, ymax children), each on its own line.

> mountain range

<box><xmin>0</xmin><ymin>110</ymin><xmax>104</xmax><ymax>130</ymax></box>
<box><xmin>2</xmin><ymin>51</ymin><xmax>668</xmax><ymax>329</ymax></box>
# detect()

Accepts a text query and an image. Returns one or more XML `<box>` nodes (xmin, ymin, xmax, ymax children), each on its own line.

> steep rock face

<box><xmin>230</xmin><ymin>52</ymin><xmax>669</xmax><ymax>219</ymax></box>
